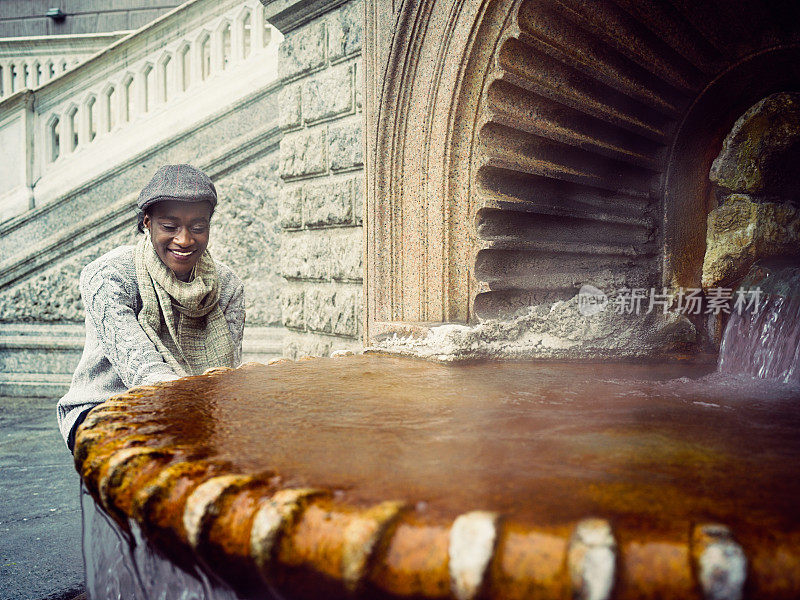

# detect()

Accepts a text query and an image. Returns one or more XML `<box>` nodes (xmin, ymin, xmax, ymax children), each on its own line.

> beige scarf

<box><xmin>134</xmin><ymin>234</ymin><xmax>235</xmax><ymax>376</ymax></box>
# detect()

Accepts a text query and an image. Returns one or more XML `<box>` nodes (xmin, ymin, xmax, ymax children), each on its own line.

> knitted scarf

<box><xmin>134</xmin><ymin>234</ymin><xmax>234</xmax><ymax>376</ymax></box>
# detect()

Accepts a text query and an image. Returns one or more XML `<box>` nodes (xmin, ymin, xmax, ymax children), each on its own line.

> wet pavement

<box><xmin>0</xmin><ymin>396</ymin><xmax>85</xmax><ymax>600</ymax></box>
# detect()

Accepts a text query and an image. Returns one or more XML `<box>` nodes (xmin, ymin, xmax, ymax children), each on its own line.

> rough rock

<box><xmin>372</xmin><ymin>295</ymin><xmax>698</xmax><ymax>362</ymax></box>
<box><xmin>710</xmin><ymin>92</ymin><xmax>800</xmax><ymax>197</ymax></box>
<box><xmin>702</xmin><ymin>195</ymin><xmax>800</xmax><ymax>290</ymax></box>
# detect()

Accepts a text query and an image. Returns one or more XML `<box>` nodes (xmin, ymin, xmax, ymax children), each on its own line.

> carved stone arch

<box><xmin>365</xmin><ymin>0</ymin><xmax>517</xmax><ymax>334</ymax></box>
<box><xmin>365</xmin><ymin>0</ymin><xmax>800</xmax><ymax>339</ymax></box>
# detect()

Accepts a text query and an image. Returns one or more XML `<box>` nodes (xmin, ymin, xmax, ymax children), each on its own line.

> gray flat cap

<box><xmin>137</xmin><ymin>164</ymin><xmax>217</xmax><ymax>212</ymax></box>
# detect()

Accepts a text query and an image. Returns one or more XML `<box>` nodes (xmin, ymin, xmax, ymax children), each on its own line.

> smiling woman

<box><xmin>56</xmin><ymin>165</ymin><xmax>245</xmax><ymax>452</ymax></box>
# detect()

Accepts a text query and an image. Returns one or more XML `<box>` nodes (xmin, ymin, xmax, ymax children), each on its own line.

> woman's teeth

<box><xmin>171</xmin><ymin>250</ymin><xmax>193</xmax><ymax>257</ymax></box>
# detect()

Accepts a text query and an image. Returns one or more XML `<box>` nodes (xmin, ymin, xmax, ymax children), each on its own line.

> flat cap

<box><xmin>137</xmin><ymin>164</ymin><xmax>217</xmax><ymax>212</ymax></box>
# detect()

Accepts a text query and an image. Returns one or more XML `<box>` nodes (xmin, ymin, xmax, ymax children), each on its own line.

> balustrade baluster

<box><xmin>196</xmin><ymin>32</ymin><xmax>211</xmax><ymax>82</ymax></box>
<box><xmin>241</xmin><ymin>10</ymin><xmax>252</xmax><ymax>60</ymax></box>
<box><xmin>0</xmin><ymin>63</ymin><xmax>9</xmax><ymax>97</ymax></box>
<box><xmin>157</xmin><ymin>54</ymin><xmax>171</xmax><ymax>104</ymax></box>
<box><xmin>178</xmin><ymin>43</ymin><xmax>191</xmax><ymax>91</ymax></box>
<box><xmin>252</xmin><ymin>3</ymin><xmax>266</xmax><ymax>50</ymax></box>
<box><xmin>212</xmin><ymin>25</ymin><xmax>225</xmax><ymax>74</ymax></box>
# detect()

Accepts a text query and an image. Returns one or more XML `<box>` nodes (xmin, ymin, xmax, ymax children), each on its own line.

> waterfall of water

<box><xmin>718</xmin><ymin>260</ymin><xmax>800</xmax><ymax>383</ymax></box>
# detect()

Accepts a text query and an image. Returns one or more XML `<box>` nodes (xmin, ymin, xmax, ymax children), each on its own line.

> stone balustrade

<box><xmin>0</xmin><ymin>0</ymin><xmax>281</xmax><ymax>222</ymax></box>
<box><xmin>0</xmin><ymin>32</ymin><xmax>130</xmax><ymax>100</ymax></box>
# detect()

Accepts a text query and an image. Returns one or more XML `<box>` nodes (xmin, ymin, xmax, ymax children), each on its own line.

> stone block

<box><xmin>329</xmin><ymin>119</ymin><xmax>362</xmax><ymax>171</ymax></box>
<box><xmin>279</xmin><ymin>228</ymin><xmax>363</xmax><ymax>281</ymax></box>
<box><xmin>302</xmin><ymin>63</ymin><xmax>353</xmax><ymax>123</ymax></box>
<box><xmin>328</xmin><ymin>0</ymin><xmax>363</xmax><ymax>61</ymax></box>
<box><xmin>702</xmin><ymin>195</ymin><xmax>800</xmax><ymax>290</ymax></box>
<box><xmin>281</xmin><ymin>288</ymin><xmax>305</xmax><ymax>329</ymax></box>
<box><xmin>330</xmin><ymin>228</ymin><xmax>363</xmax><ymax>280</ymax></box>
<box><xmin>304</xmin><ymin>178</ymin><xmax>353</xmax><ymax>227</ymax></box>
<box><xmin>278</xmin><ymin>21</ymin><xmax>326</xmax><ymax>81</ymax></box>
<box><xmin>279</xmin><ymin>234</ymin><xmax>307</xmax><ymax>280</ymax></box>
<box><xmin>279</xmin><ymin>186</ymin><xmax>303</xmax><ymax>229</ymax></box>
<box><xmin>710</xmin><ymin>92</ymin><xmax>800</xmax><ymax>195</ymax></box>
<box><xmin>304</xmin><ymin>286</ymin><xmax>358</xmax><ymax>336</ymax></box>
<box><xmin>280</xmin><ymin>128</ymin><xmax>327</xmax><ymax>179</ymax></box>
<box><xmin>283</xmin><ymin>332</ymin><xmax>332</xmax><ymax>359</ymax></box>
<box><xmin>278</xmin><ymin>84</ymin><xmax>302</xmax><ymax>130</ymax></box>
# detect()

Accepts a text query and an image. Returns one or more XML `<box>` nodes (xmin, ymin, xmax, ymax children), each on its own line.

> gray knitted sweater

<box><xmin>56</xmin><ymin>245</ymin><xmax>245</xmax><ymax>446</ymax></box>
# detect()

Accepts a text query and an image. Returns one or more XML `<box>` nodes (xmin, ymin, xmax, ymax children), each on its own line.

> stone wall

<box><xmin>276</xmin><ymin>0</ymin><xmax>364</xmax><ymax>359</ymax></box>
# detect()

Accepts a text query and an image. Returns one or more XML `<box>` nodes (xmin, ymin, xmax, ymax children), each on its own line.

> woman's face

<box><xmin>143</xmin><ymin>200</ymin><xmax>212</xmax><ymax>281</ymax></box>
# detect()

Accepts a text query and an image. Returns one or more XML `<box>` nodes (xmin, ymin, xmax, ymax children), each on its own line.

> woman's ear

<box><xmin>142</xmin><ymin>213</ymin><xmax>151</xmax><ymax>231</ymax></box>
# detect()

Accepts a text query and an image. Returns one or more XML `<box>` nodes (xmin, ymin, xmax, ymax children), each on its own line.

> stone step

<box><xmin>0</xmin><ymin>323</ymin><xmax>283</xmax><ymax>397</ymax></box>
<box><xmin>0</xmin><ymin>372</ymin><xmax>72</xmax><ymax>398</ymax></box>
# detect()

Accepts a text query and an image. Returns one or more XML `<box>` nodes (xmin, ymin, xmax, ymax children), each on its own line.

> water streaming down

<box><xmin>718</xmin><ymin>260</ymin><xmax>800</xmax><ymax>383</ymax></box>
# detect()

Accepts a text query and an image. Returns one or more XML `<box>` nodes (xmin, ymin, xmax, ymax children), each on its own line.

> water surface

<box><xmin>128</xmin><ymin>355</ymin><xmax>800</xmax><ymax>544</ymax></box>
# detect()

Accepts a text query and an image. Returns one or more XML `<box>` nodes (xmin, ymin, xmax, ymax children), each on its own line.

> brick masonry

<box><xmin>276</xmin><ymin>0</ymin><xmax>364</xmax><ymax>359</ymax></box>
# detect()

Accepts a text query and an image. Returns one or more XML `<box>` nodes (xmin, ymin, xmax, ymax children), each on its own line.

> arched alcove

<box><xmin>365</xmin><ymin>0</ymin><xmax>800</xmax><ymax>344</ymax></box>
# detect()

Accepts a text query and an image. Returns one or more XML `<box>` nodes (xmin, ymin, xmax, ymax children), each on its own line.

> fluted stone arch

<box><xmin>365</xmin><ymin>0</ymin><xmax>800</xmax><ymax>337</ymax></box>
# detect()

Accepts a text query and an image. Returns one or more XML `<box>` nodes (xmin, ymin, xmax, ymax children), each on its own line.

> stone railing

<box><xmin>0</xmin><ymin>0</ymin><xmax>280</xmax><ymax>222</ymax></box>
<box><xmin>0</xmin><ymin>32</ymin><xmax>131</xmax><ymax>99</ymax></box>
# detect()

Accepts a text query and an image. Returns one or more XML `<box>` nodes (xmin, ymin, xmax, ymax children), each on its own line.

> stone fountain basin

<box><xmin>74</xmin><ymin>354</ymin><xmax>800</xmax><ymax>599</ymax></box>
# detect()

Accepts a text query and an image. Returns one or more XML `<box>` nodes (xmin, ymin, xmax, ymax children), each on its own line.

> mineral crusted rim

<box><xmin>72</xmin><ymin>359</ymin><xmax>784</xmax><ymax>599</ymax></box>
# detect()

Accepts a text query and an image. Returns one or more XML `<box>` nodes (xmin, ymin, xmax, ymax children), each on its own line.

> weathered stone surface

<box><xmin>279</xmin><ymin>185</ymin><xmax>303</xmax><ymax>229</ymax></box>
<box><xmin>283</xmin><ymin>332</ymin><xmax>332</xmax><ymax>359</ymax></box>
<box><xmin>304</xmin><ymin>178</ymin><xmax>353</xmax><ymax>227</ymax></box>
<box><xmin>710</xmin><ymin>92</ymin><xmax>800</xmax><ymax>196</ymax></box>
<box><xmin>278</xmin><ymin>21</ymin><xmax>326</xmax><ymax>81</ymax></box>
<box><xmin>280</xmin><ymin>228</ymin><xmax>363</xmax><ymax>281</ymax></box>
<box><xmin>0</xmin><ymin>227</ymin><xmax>133</xmax><ymax>322</ymax></box>
<box><xmin>328</xmin><ymin>0</ymin><xmax>363</xmax><ymax>61</ymax></box>
<box><xmin>211</xmin><ymin>155</ymin><xmax>283</xmax><ymax>326</ymax></box>
<box><xmin>330</xmin><ymin>228</ymin><xmax>363</xmax><ymax>280</ymax></box>
<box><xmin>281</xmin><ymin>288</ymin><xmax>305</xmax><ymax>329</ymax></box>
<box><xmin>278</xmin><ymin>84</ymin><xmax>302</xmax><ymax>130</ymax></box>
<box><xmin>280</xmin><ymin>127</ymin><xmax>327</xmax><ymax>179</ymax></box>
<box><xmin>374</xmin><ymin>294</ymin><xmax>698</xmax><ymax>361</ymax></box>
<box><xmin>702</xmin><ymin>195</ymin><xmax>800</xmax><ymax>290</ymax></box>
<box><xmin>329</xmin><ymin>118</ymin><xmax>362</xmax><ymax>171</ymax></box>
<box><xmin>283</xmin><ymin>331</ymin><xmax>361</xmax><ymax>359</ymax></box>
<box><xmin>304</xmin><ymin>285</ymin><xmax>359</xmax><ymax>336</ymax></box>
<box><xmin>302</xmin><ymin>63</ymin><xmax>353</xmax><ymax>123</ymax></box>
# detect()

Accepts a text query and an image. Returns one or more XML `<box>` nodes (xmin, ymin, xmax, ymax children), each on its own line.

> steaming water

<box><xmin>718</xmin><ymin>262</ymin><xmax>800</xmax><ymax>383</ymax></box>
